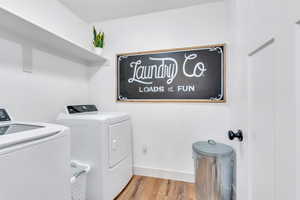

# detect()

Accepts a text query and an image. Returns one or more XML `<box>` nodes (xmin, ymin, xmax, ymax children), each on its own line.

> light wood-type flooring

<box><xmin>115</xmin><ymin>176</ymin><xmax>196</xmax><ymax>200</ymax></box>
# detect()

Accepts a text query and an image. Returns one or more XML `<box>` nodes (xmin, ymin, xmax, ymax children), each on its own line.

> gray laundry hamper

<box><xmin>192</xmin><ymin>140</ymin><xmax>236</xmax><ymax>200</ymax></box>
<box><xmin>70</xmin><ymin>161</ymin><xmax>91</xmax><ymax>200</ymax></box>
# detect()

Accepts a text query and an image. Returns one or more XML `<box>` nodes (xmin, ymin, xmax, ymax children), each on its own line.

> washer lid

<box><xmin>0</xmin><ymin>122</ymin><xmax>67</xmax><ymax>150</ymax></box>
<box><xmin>192</xmin><ymin>140</ymin><xmax>234</xmax><ymax>157</ymax></box>
<box><xmin>0</xmin><ymin>124</ymin><xmax>43</xmax><ymax>135</ymax></box>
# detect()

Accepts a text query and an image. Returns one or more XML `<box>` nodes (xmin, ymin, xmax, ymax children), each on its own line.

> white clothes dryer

<box><xmin>56</xmin><ymin>105</ymin><xmax>133</xmax><ymax>200</ymax></box>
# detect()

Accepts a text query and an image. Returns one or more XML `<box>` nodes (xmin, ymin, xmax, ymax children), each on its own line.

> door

<box><xmin>248</xmin><ymin>45</ymin><xmax>276</xmax><ymax>200</ymax></box>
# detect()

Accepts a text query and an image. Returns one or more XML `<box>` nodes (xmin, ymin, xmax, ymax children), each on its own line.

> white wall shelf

<box><xmin>0</xmin><ymin>7</ymin><xmax>106</xmax><ymax>67</ymax></box>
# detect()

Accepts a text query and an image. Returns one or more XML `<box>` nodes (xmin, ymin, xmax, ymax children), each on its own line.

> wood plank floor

<box><xmin>115</xmin><ymin>176</ymin><xmax>196</xmax><ymax>200</ymax></box>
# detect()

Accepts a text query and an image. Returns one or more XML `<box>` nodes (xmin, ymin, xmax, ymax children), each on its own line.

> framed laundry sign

<box><xmin>116</xmin><ymin>44</ymin><xmax>226</xmax><ymax>102</ymax></box>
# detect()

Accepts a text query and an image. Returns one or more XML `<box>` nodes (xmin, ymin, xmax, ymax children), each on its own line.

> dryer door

<box><xmin>108</xmin><ymin>120</ymin><xmax>131</xmax><ymax>168</ymax></box>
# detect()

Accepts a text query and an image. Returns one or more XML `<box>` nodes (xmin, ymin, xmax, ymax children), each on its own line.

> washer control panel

<box><xmin>66</xmin><ymin>105</ymin><xmax>98</xmax><ymax>114</ymax></box>
<box><xmin>0</xmin><ymin>109</ymin><xmax>11</xmax><ymax>122</ymax></box>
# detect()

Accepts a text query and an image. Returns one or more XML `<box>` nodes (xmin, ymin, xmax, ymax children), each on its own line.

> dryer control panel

<box><xmin>66</xmin><ymin>105</ymin><xmax>98</xmax><ymax>114</ymax></box>
<box><xmin>0</xmin><ymin>109</ymin><xmax>11</xmax><ymax>122</ymax></box>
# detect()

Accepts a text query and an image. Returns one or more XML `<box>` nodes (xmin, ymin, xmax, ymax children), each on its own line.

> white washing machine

<box><xmin>56</xmin><ymin>105</ymin><xmax>133</xmax><ymax>200</ymax></box>
<box><xmin>0</xmin><ymin>108</ymin><xmax>71</xmax><ymax>200</ymax></box>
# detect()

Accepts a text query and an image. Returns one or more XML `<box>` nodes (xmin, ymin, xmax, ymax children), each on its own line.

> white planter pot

<box><xmin>93</xmin><ymin>47</ymin><xmax>103</xmax><ymax>55</ymax></box>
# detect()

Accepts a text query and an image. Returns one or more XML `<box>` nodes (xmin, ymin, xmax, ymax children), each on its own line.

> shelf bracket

<box><xmin>22</xmin><ymin>45</ymin><xmax>33</xmax><ymax>73</ymax></box>
<box><xmin>248</xmin><ymin>38</ymin><xmax>275</xmax><ymax>57</ymax></box>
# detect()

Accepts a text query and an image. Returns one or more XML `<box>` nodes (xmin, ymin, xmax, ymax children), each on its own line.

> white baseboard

<box><xmin>133</xmin><ymin>166</ymin><xmax>195</xmax><ymax>183</ymax></box>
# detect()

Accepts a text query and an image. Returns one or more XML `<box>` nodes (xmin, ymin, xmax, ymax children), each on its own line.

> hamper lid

<box><xmin>192</xmin><ymin>140</ymin><xmax>234</xmax><ymax>157</ymax></box>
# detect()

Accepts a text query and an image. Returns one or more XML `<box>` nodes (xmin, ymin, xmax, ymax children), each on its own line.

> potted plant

<box><xmin>92</xmin><ymin>26</ymin><xmax>104</xmax><ymax>55</ymax></box>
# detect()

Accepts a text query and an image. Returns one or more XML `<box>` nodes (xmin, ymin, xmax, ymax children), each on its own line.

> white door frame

<box><xmin>295</xmin><ymin>21</ymin><xmax>300</xmax><ymax>200</ymax></box>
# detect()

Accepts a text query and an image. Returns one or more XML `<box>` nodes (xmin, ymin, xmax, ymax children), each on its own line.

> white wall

<box><xmin>0</xmin><ymin>0</ymin><xmax>90</xmax><ymax>122</ymax></box>
<box><xmin>90</xmin><ymin>1</ymin><xmax>233</xmax><ymax>182</ymax></box>
<box><xmin>0</xmin><ymin>0</ymin><xmax>90</xmax><ymax>49</ymax></box>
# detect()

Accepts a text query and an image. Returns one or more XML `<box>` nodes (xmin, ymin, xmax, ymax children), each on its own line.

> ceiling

<box><xmin>59</xmin><ymin>0</ymin><xmax>221</xmax><ymax>23</ymax></box>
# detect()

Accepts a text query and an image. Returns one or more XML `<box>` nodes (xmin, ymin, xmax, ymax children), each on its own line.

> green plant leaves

<box><xmin>92</xmin><ymin>26</ymin><xmax>104</xmax><ymax>48</ymax></box>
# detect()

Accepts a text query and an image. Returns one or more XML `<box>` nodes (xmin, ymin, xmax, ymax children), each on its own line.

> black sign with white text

<box><xmin>117</xmin><ymin>44</ymin><xmax>225</xmax><ymax>102</ymax></box>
